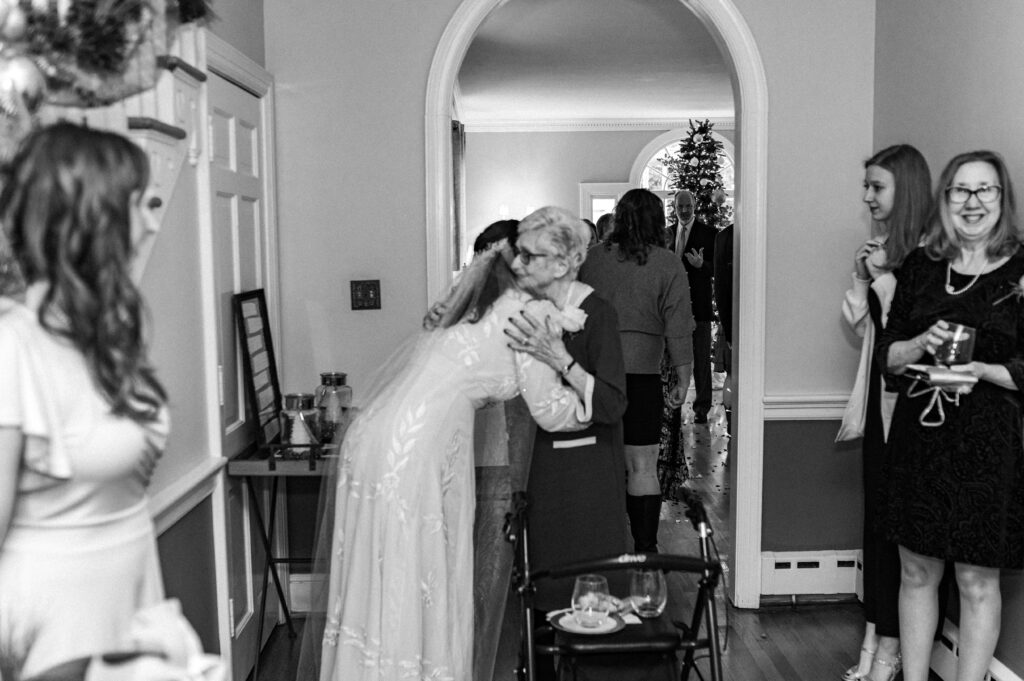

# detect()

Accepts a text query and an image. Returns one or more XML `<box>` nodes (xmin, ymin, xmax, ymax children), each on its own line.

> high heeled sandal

<box><xmin>841</xmin><ymin>646</ymin><xmax>877</xmax><ymax>681</ymax></box>
<box><xmin>870</xmin><ymin>654</ymin><xmax>902</xmax><ymax>681</ymax></box>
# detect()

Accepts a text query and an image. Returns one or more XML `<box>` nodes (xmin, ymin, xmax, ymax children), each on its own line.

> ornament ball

<box><xmin>0</xmin><ymin>55</ymin><xmax>46</xmax><ymax>113</ymax></box>
<box><xmin>0</xmin><ymin>4</ymin><xmax>26</xmax><ymax>41</ymax></box>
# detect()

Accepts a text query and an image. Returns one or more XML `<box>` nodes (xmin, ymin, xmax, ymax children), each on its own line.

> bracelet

<box><xmin>853</xmin><ymin>272</ymin><xmax>871</xmax><ymax>282</ymax></box>
<box><xmin>560</xmin><ymin>359</ymin><xmax>577</xmax><ymax>377</ymax></box>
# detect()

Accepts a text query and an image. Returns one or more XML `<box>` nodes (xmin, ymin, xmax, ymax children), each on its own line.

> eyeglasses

<box><xmin>946</xmin><ymin>185</ymin><xmax>1002</xmax><ymax>204</ymax></box>
<box><xmin>514</xmin><ymin>246</ymin><xmax>560</xmax><ymax>265</ymax></box>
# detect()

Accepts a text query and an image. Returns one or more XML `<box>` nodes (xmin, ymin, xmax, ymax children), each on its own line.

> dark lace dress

<box><xmin>877</xmin><ymin>248</ymin><xmax>1024</xmax><ymax>568</ymax></box>
<box><xmin>657</xmin><ymin>349</ymin><xmax>689</xmax><ymax>500</ymax></box>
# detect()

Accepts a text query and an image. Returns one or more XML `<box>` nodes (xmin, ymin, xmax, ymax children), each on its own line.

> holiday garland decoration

<box><xmin>665</xmin><ymin>119</ymin><xmax>728</xmax><ymax>228</ymax></box>
<box><xmin>0</xmin><ymin>0</ymin><xmax>212</xmax><ymax>115</ymax></box>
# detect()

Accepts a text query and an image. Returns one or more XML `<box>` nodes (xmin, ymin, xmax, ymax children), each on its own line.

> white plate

<box><xmin>551</xmin><ymin>612</ymin><xmax>625</xmax><ymax>635</ymax></box>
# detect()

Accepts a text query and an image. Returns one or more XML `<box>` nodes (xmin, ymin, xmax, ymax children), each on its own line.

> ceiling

<box><xmin>457</xmin><ymin>0</ymin><xmax>735</xmax><ymax>127</ymax></box>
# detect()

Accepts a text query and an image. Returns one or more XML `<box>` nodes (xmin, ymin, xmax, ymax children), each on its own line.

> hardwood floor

<box><xmin>253</xmin><ymin>383</ymin><xmax>886</xmax><ymax>681</ymax></box>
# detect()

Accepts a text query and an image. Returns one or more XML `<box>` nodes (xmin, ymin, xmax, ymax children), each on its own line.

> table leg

<box><xmin>246</xmin><ymin>477</ymin><xmax>297</xmax><ymax>636</ymax></box>
<box><xmin>245</xmin><ymin>476</ymin><xmax>299</xmax><ymax>681</ymax></box>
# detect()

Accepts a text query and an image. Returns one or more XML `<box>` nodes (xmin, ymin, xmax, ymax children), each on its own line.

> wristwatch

<box><xmin>560</xmin><ymin>359</ymin><xmax>577</xmax><ymax>377</ymax></box>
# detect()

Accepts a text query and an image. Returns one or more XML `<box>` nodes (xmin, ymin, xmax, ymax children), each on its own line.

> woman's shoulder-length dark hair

<box><xmin>865</xmin><ymin>144</ymin><xmax>932</xmax><ymax>271</ymax></box>
<box><xmin>606</xmin><ymin>187</ymin><xmax>665</xmax><ymax>265</ymax></box>
<box><xmin>922</xmin><ymin>149</ymin><xmax>1021</xmax><ymax>262</ymax></box>
<box><xmin>0</xmin><ymin>122</ymin><xmax>166</xmax><ymax>422</ymax></box>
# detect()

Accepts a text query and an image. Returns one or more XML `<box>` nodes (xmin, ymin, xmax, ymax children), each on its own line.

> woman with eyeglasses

<box><xmin>504</xmin><ymin>206</ymin><xmax>630</xmax><ymax>681</ymax></box>
<box><xmin>878</xmin><ymin>150</ymin><xmax>1024</xmax><ymax>681</ymax></box>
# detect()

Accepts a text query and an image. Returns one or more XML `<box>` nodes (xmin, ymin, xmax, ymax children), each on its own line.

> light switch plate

<box><xmin>351</xmin><ymin>280</ymin><xmax>381</xmax><ymax>310</ymax></box>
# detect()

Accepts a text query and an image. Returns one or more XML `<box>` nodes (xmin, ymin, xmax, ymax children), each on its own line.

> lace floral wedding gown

<box><xmin>320</xmin><ymin>288</ymin><xmax>591</xmax><ymax>681</ymax></box>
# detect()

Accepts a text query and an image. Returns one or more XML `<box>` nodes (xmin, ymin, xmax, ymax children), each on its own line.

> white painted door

<box><xmin>207</xmin><ymin>71</ymin><xmax>278</xmax><ymax>681</ymax></box>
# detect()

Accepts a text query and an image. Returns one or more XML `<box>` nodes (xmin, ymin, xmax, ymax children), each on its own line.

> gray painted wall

<box><xmin>465</xmin><ymin>129</ymin><xmax>668</xmax><ymax>236</ymax></box>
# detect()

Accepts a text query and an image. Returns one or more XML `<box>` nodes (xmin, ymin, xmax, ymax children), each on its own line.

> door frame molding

<box><xmin>425</xmin><ymin>0</ymin><xmax>768</xmax><ymax>607</ymax></box>
<box><xmin>196</xmin><ymin>28</ymin><xmax>282</xmax><ymax>676</ymax></box>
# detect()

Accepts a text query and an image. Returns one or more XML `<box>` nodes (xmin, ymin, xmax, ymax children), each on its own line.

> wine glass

<box><xmin>571</xmin><ymin>574</ymin><xmax>610</xmax><ymax>628</ymax></box>
<box><xmin>629</xmin><ymin>568</ymin><xmax>667</xmax><ymax>618</ymax></box>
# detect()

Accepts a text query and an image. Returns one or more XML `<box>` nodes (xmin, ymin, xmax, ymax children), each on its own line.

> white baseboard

<box><xmin>931</xmin><ymin>621</ymin><xmax>1023</xmax><ymax>681</ymax></box>
<box><xmin>760</xmin><ymin>552</ymin><xmax>1022</xmax><ymax>681</ymax></box>
<box><xmin>760</xmin><ymin>550</ymin><xmax>860</xmax><ymax>596</ymax></box>
<box><xmin>288</xmin><ymin>573</ymin><xmax>327</xmax><ymax>613</ymax></box>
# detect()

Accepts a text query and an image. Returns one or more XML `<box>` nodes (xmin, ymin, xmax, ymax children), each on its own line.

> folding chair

<box><xmin>505</xmin><ymin>491</ymin><xmax>724</xmax><ymax>681</ymax></box>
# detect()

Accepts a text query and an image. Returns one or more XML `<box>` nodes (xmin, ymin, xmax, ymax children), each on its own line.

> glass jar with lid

<box><xmin>314</xmin><ymin>372</ymin><xmax>353</xmax><ymax>444</ymax></box>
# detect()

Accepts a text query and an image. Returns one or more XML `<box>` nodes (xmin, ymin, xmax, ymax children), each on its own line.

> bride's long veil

<box><xmin>294</xmin><ymin>330</ymin><xmax>436</xmax><ymax>680</ymax></box>
<box><xmin>295</xmin><ymin>242</ymin><xmax>512</xmax><ymax>679</ymax></box>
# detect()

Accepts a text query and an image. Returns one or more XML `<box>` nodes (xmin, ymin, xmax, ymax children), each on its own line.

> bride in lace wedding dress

<box><xmin>318</xmin><ymin>212</ymin><xmax>598</xmax><ymax>681</ymax></box>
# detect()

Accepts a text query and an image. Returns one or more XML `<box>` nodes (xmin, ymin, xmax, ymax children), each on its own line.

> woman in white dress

<box><xmin>0</xmin><ymin>123</ymin><xmax>169</xmax><ymax>677</ymax></box>
<box><xmin>319</xmin><ymin>231</ymin><xmax>598</xmax><ymax>681</ymax></box>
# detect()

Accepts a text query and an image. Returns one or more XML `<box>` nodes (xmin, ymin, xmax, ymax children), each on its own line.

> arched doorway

<box><xmin>424</xmin><ymin>0</ymin><xmax>768</xmax><ymax>608</ymax></box>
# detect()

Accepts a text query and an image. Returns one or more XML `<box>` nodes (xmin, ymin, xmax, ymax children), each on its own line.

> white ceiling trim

<box><xmin>464</xmin><ymin>116</ymin><xmax>735</xmax><ymax>133</ymax></box>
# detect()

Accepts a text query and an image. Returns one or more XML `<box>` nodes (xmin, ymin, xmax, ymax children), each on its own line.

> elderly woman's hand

<box><xmin>504</xmin><ymin>308</ymin><xmax>571</xmax><ymax>371</ymax></box>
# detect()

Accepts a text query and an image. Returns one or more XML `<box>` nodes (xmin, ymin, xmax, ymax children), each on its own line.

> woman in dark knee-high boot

<box><xmin>578</xmin><ymin>189</ymin><xmax>694</xmax><ymax>554</ymax></box>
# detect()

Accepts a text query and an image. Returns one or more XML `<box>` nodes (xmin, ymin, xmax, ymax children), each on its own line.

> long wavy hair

<box><xmin>923</xmin><ymin>149</ymin><xmax>1020</xmax><ymax>261</ymax></box>
<box><xmin>0</xmin><ymin>122</ymin><xmax>166</xmax><ymax>423</ymax></box>
<box><xmin>606</xmin><ymin>188</ymin><xmax>665</xmax><ymax>265</ymax></box>
<box><xmin>865</xmin><ymin>144</ymin><xmax>932</xmax><ymax>271</ymax></box>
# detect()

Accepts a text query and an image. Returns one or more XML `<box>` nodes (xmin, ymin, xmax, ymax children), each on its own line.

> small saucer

<box><xmin>551</xmin><ymin>612</ymin><xmax>625</xmax><ymax>635</ymax></box>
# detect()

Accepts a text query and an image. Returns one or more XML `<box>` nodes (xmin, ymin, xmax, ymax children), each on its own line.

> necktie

<box><xmin>676</xmin><ymin>224</ymin><xmax>688</xmax><ymax>255</ymax></box>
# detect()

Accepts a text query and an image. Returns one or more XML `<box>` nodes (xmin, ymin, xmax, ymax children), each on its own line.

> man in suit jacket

<box><xmin>669</xmin><ymin>189</ymin><xmax>716</xmax><ymax>423</ymax></box>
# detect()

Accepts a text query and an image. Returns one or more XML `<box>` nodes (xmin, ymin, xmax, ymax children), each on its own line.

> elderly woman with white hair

<box><xmin>505</xmin><ymin>206</ymin><xmax>630</xmax><ymax>679</ymax></box>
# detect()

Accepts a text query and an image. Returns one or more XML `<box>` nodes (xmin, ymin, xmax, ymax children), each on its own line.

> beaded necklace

<box><xmin>944</xmin><ymin>261</ymin><xmax>983</xmax><ymax>296</ymax></box>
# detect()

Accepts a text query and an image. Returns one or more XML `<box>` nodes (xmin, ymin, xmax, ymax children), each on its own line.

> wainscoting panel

<box><xmin>157</xmin><ymin>495</ymin><xmax>220</xmax><ymax>654</ymax></box>
<box><xmin>761</xmin><ymin>420</ymin><xmax>862</xmax><ymax>553</ymax></box>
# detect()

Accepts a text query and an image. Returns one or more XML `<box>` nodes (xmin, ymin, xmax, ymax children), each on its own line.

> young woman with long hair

<box><xmin>839</xmin><ymin>143</ymin><xmax>932</xmax><ymax>681</ymax></box>
<box><xmin>580</xmin><ymin>188</ymin><xmax>693</xmax><ymax>554</ymax></box>
<box><xmin>0</xmin><ymin>122</ymin><xmax>168</xmax><ymax>677</ymax></box>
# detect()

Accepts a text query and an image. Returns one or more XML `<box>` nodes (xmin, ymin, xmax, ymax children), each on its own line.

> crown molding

<box><xmin>463</xmin><ymin>116</ymin><xmax>735</xmax><ymax>133</ymax></box>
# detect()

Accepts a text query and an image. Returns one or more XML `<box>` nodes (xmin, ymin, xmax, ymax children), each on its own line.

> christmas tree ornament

<box><xmin>0</xmin><ymin>54</ymin><xmax>45</xmax><ymax>113</ymax></box>
<box><xmin>0</xmin><ymin>3</ymin><xmax>27</xmax><ymax>42</ymax></box>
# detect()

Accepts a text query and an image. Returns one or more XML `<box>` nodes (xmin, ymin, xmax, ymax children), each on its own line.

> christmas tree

<box><xmin>666</xmin><ymin>119</ymin><xmax>727</xmax><ymax>228</ymax></box>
